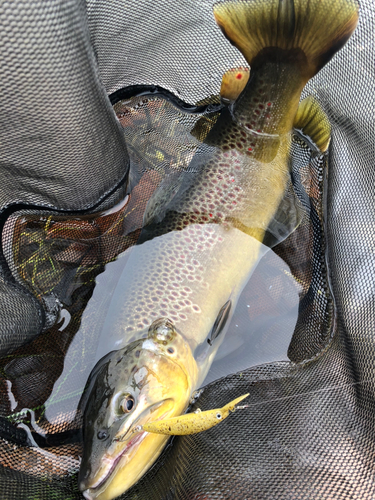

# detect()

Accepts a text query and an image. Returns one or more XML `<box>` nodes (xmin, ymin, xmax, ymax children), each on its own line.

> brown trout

<box><xmin>79</xmin><ymin>0</ymin><xmax>358</xmax><ymax>498</ymax></box>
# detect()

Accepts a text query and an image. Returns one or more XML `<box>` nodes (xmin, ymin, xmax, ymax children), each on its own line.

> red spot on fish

<box><xmin>248</xmin><ymin>147</ymin><xmax>252</xmax><ymax>151</ymax></box>
<box><xmin>257</xmin><ymin>129</ymin><xmax>261</xmax><ymax>133</ymax></box>
<box><xmin>267</xmin><ymin>102</ymin><xmax>272</xmax><ymax>106</ymax></box>
<box><xmin>236</xmin><ymin>73</ymin><xmax>243</xmax><ymax>79</ymax></box>
<box><xmin>209</xmin><ymin>213</ymin><xmax>213</xmax><ymax>217</ymax></box>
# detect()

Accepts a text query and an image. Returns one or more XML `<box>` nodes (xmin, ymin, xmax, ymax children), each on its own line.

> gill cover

<box><xmin>79</xmin><ymin>318</ymin><xmax>198</xmax><ymax>500</ymax></box>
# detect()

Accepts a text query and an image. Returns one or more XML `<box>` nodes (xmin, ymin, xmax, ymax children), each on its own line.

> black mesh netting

<box><xmin>0</xmin><ymin>0</ymin><xmax>374</xmax><ymax>499</ymax></box>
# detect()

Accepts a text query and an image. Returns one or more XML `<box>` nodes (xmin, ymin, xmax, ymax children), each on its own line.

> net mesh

<box><xmin>0</xmin><ymin>0</ymin><xmax>374</xmax><ymax>498</ymax></box>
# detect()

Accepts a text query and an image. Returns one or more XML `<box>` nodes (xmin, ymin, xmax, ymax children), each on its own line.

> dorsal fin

<box><xmin>293</xmin><ymin>96</ymin><xmax>331</xmax><ymax>152</ymax></box>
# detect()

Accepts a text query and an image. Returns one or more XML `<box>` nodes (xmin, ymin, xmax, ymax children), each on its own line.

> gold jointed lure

<box><xmin>142</xmin><ymin>394</ymin><xmax>250</xmax><ymax>435</ymax></box>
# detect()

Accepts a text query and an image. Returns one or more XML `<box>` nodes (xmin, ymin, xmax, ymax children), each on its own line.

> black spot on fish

<box><xmin>135</xmin><ymin>350</ymin><xmax>140</xmax><ymax>358</ymax></box>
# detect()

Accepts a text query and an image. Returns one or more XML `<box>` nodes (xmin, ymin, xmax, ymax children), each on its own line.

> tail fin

<box><xmin>213</xmin><ymin>0</ymin><xmax>358</xmax><ymax>77</ymax></box>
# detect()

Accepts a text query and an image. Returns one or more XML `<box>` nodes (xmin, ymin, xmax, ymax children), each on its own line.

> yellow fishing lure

<box><xmin>142</xmin><ymin>394</ymin><xmax>249</xmax><ymax>435</ymax></box>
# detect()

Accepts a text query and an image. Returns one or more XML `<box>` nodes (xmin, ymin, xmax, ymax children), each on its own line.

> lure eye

<box><xmin>216</xmin><ymin>413</ymin><xmax>222</xmax><ymax>420</ymax></box>
<box><xmin>120</xmin><ymin>394</ymin><xmax>135</xmax><ymax>413</ymax></box>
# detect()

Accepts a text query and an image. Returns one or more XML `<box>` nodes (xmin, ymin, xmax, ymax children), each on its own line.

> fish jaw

<box><xmin>81</xmin><ymin>430</ymin><xmax>170</xmax><ymax>500</ymax></box>
<box><xmin>80</xmin><ymin>395</ymin><xmax>172</xmax><ymax>490</ymax></box>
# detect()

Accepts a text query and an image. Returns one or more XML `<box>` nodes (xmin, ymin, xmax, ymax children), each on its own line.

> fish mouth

<box><xmin>86</xmin><ymin>430</ymin><xmax>148</xmax><ymax>493</ymax></box>
<box><xmin>81</xmin><ymin>401</ymin><xmax>173</xmax><ymax>498</ymax></box>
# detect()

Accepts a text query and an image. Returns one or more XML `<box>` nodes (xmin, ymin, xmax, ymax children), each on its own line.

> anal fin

<box><xmin>293</xmin><ymin>96</ymin><xmax>331</xmax><ymax>153</ymax></box>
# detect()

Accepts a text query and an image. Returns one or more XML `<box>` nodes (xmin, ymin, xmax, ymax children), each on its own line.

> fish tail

<box><xmin>213</xmin><ymin>0</ymin><xmax>358</xmax><ymax>78</ymax></box>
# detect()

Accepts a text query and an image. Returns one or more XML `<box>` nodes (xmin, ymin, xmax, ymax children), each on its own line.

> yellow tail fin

<box><xmin>213</xmin><ymin>0</ymin><xmax>358</xmax><ymax>77</ymax></box>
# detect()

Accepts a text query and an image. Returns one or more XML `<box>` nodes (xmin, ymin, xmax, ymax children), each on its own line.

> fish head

<box><xmin>79</xmin><ymin>318</ymin><xmax>198</xmax><ymax>500</ymax></box>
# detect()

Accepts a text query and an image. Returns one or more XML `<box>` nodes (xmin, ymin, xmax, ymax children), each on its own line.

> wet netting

<box><xmin>0</xmin><ymin>0</ymin><xmax>374</xmax><ymax>499</ymax></box>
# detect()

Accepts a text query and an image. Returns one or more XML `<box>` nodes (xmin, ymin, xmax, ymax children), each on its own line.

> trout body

<box><xmin>79</xmin><ymin>1</ymin><xmax>358</xmax><ymax>499</ymax></box>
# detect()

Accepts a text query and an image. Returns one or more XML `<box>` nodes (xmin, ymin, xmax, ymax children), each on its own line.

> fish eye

<box><xmin>167</xmin><ymin>347</ymin><xmax>175</xmax><ymax>354</ymax></box>
<box><xmin>120</xmin><ymin>394</ymin><xmax>135</xmax><ymax>413</ymax></box>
